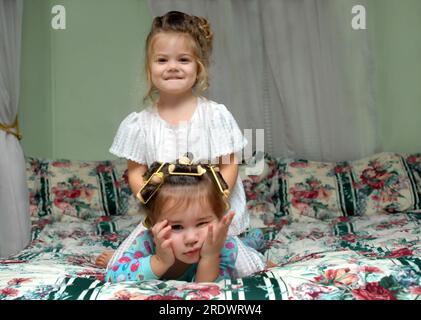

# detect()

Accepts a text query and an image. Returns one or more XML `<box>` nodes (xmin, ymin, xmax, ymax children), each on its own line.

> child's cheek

<box><xmin>169</xmin><ymin>232</ymin><xmax>179</xmax><ymax>243</ymax></box>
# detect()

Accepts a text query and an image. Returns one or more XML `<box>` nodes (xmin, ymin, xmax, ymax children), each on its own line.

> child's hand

<box><xmin>151</xmin><ymin>220</ymin><xmax>175</xmax><ymax>268</ymax></box>
<box><xmin>200</xmin><ymin>211</ymin><xmax>235</xmax><ymax>259</ymax></box>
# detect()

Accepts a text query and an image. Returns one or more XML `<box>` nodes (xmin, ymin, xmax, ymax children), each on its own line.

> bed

<box><xmin>0</xmin><ymin>152</ymin><xmax>420</xmax><ymax>300</ymax></box>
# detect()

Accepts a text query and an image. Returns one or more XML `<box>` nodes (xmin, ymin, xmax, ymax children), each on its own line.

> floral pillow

<box><xmin>113</xmin><ymin>160</ymin><xmax>146</xmax><ymax>217</ymax></box>
<box><xmin>25</xmin><ymin>157</ymin><xmax>42</xmax><ymax>218</ymax></box>
<box><xmin>352</xmin><ymin>152</ymin><xmax>421</xmax><ymax>215</ymax></box>
<box><xmin>27</xmin><ymin>158</ymin><xmax>144</xmax><ymax>220</ymax></box>
<box><xmin>281</xmin><ymin>152</ymin><xmax>421</xmax><ymax>220</ymax></box>
<box><xmin>240</xmin><ymin>152</ymin><xmax>286</xmax><ymax>228</ymax></box>
<box><xmin>405</xmin><ymin>153</ymin><xmax>421</xmax><ymax>198</ymax></box>
<box><xmin>25</xmin><ymin>151</ymin><xmax>421</xmax><ymax>225</ymax></box>
<box><xmin>283</xmin><ymin>159</ymin><xmax>349</xmax><ymax>220</ymax></box>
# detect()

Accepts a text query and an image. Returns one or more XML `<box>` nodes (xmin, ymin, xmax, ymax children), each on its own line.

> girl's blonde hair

<box><xmin>144</xmin><ymin>11</ymin><xmax>214</xmax><ymax>104</ymax></box>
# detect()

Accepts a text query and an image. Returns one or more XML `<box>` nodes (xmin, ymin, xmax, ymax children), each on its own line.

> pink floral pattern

<box><xmin>244</xmin><ymin>152</ymin><xmax>421</xmax><ymax>224</ymax></box>
<box><xmin>0</xmin><ymin>154</ymin><xmax>418</xmax><ymax>300</ymax></box>
<box><xmin>25</xmin><ymin>158</ymin><xmax>141</xmax><ymax>219</ymax></box>
<box><xmin>352</xmin><ymin>153</ymin><xmax>420</xmax><ymax>215</ymax></box>
<box><xmin>290</xmin><ymin>178</ymin><xmax>334</xmax><ymax>217</ymax></box>
<box><xmin>352</xmin><ymin>282</ymin><xmax>396</xmax><ymax>300</ymax></box>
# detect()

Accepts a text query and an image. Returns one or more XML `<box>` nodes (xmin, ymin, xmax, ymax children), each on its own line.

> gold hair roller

<box><xmin>136</xmin><ymin>162</ymin><xmax>166</xmax><ymax>204</ymax></box>
<box><xmin>168</xmin><ymin>164</ymin><xmax>207</xmax><ymax>176</ymax></box>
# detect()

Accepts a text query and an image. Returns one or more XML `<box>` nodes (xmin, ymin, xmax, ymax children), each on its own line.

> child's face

<box><xmin>158</xmin><ymin>202</ymin><xmax>218</xmax><ymax>264</ymax></box>
<box><xmin>150</xmin><ymin>32</ymin><xmax>198</xmax><ymax>97</ymax></box>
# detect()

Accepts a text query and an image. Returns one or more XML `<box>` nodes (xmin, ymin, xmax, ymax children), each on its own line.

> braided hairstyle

<box><xmin>140</xmin><ymin>161</ymin><xmax>228</xmax><ymax>229</ymax></box>
<box><xmin>144</xmin><ymin>11</ymin><xmax>214</xmax><ymax>103</ymax></box>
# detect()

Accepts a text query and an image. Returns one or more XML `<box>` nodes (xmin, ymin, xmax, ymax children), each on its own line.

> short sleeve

<box><xmin>105</xmin><ymin>230</ymin><xmax>158</xmax><ymax>283</ymax></box>
<box><xmin>109</xmin><ymin>112</ymin><xmax>147</xmax><ymax>164</ymax></box>
<box><xmin>209</xmin><ymin>104</ymin><xmax>248</xmax><ymax>160</ymax></box>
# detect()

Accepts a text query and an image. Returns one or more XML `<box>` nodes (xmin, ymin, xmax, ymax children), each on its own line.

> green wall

<box><xmin>19</xmin><ymin>0</ymin><xmax>52</xmax><ymax>157</ymax></box>
<box><xmin>19</xmin><ymin>0</ymin><xmax>152</xmax><ymax>160</ymax></box>
<box><xmin>18</xmin><ymin>0</ymin><xmax>421</xmax><ymax>160</ymax></box>
<box><xmin>369</xmin><ymin>0</ymin><xmax>421</xmax><ymax>153</ymax></box>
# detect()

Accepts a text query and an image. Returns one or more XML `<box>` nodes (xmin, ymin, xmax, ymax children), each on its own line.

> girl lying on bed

<box><xmin>105</xmin><ymin>159</ymin><xmax>265</xmax><ymax>283</ymax></box>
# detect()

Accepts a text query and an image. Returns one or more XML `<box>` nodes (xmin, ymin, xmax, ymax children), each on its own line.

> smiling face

<box><xmin>149</xmin><ymin>32</ymin><xmax>198</xmax><ymax>97</ymax></box>
<box><xmin>159</xmin><ymin>201</ymin><xmax>218</xmax><ymax>264</ymax></box>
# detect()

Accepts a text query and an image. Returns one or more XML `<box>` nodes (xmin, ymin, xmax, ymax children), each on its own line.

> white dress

<box><xmin>107</xmin><ymin>96</ymin><xmax>265</xmax><ymax>277</ymax></box>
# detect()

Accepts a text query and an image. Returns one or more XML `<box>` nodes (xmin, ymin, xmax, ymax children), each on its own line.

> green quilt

<box><xmin>1</xmin><ymin>212</ymin><xmax>419</xmax><ymax>300</ymax></box>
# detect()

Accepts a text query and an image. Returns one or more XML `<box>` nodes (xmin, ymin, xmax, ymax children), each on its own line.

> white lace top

<box><xmin>109</xmin><ymin>97</ymin><xmax>249</xmax><ymax>235</ymax></box>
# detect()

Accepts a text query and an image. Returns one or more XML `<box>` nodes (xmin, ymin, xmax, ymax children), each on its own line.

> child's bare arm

<box><xmin>127</xmin><ymin>160</ymin><xmax>148</xmax><ymax>195</ymax></box>
<box><xmin>150</xmin><ymin>220</ymin><xmax>175</xmax><ymax>278</ymax></box>
<box><xmin>196</xmin><ymin>212</ymin><xmax>235</xmax><ymax>282</ymax></box>
<box><xmin>195</xmin><ymin>256</ymin><xmax>220</xmax><ymax>283</ymax></box>
<box><xmin>218</xmin><ymin>153</ymin><xmax>239</xmax><ymax>192</ymax></box>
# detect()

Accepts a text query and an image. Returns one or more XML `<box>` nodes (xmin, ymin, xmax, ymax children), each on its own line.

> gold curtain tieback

<box><xmin>0</xmin><ymin>116</ymin><xmax>22</xmax><ymax>140</ymax></box>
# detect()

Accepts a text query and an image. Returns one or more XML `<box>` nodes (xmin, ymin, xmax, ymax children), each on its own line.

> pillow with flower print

<box><xmin>113</xmin><ymin>159</ymin><xmax>146</xmax><ymax>217</ymax></box>
<box><xmin>404</xmin><ymin>153</ymin><xmax>421</xmax><ymax>199</ymax></box>
<box><xmin>283</xmin><ymin>158</ymin><xmax>354</xmax><ymax>220</ymax></box>
<box><xmin>240</xmin><ymin>152</ymin><xmax>286</xmax><ymax>227</ymax></box>
<box><xmin>34</xmin><ymin>159</ymin><xmax>140</xmax><ymax>219</ymax></box>
<box><xmin>352</xmin><ymin>152</ymin><xmax>421</xmax><ymax>215</ymax></box>
<box><xmin>25</xmin><ymin>157</ymin><xmax>42</xmax><ymax>218</ymax></box>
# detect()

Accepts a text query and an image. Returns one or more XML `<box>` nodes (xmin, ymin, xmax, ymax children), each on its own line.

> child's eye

<box><xmin>171</xmin><ymin>225</ymin><xmax>183</xmax><ymax>231</ymax></box>
<box><xmin>197</xmin><ymin>222</ymin><xmax>209</xmax><ymax>227</ymax></box>
<box><xmin>156</xmin><ymin>58</ymin><xmax>167</xmax><ymax>63</ymax></box>
<box><xmin>179</xmin><ymin>58</ymin><xmax>191</xmax><ymax>63</ymax></box>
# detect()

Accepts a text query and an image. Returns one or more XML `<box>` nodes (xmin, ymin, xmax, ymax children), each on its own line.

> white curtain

<box><xmin>148</xmin><ymin>0</ymin><xmax>379</xmax><ymax>161</ymax></box>
<box><xmin>0</xmin><ymin>0</ymin><xmax>30</xmax><ymax>258</ymax></box>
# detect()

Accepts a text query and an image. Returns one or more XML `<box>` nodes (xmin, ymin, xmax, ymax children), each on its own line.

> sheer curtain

<box><xmin>0</xmin><ymin>0</ymin><xmax>30</xmax><ymax>258</ymax></box>
<box><xmin>148</xmin><ymin>0</ymin><xmax>379</xmax><ymax>161</ymax></box>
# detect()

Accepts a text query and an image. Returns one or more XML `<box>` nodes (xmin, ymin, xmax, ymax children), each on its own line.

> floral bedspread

<box><xmin>1</xmin><ymin>211</ymin><xmax>420</xmax><ymax>300</ymax></box>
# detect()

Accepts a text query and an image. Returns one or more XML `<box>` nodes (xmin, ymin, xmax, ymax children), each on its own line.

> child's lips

<box><xmin>184</xmin><ymin>248</ymin><xmax>200</xmax><ymax>256</ymax></box>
